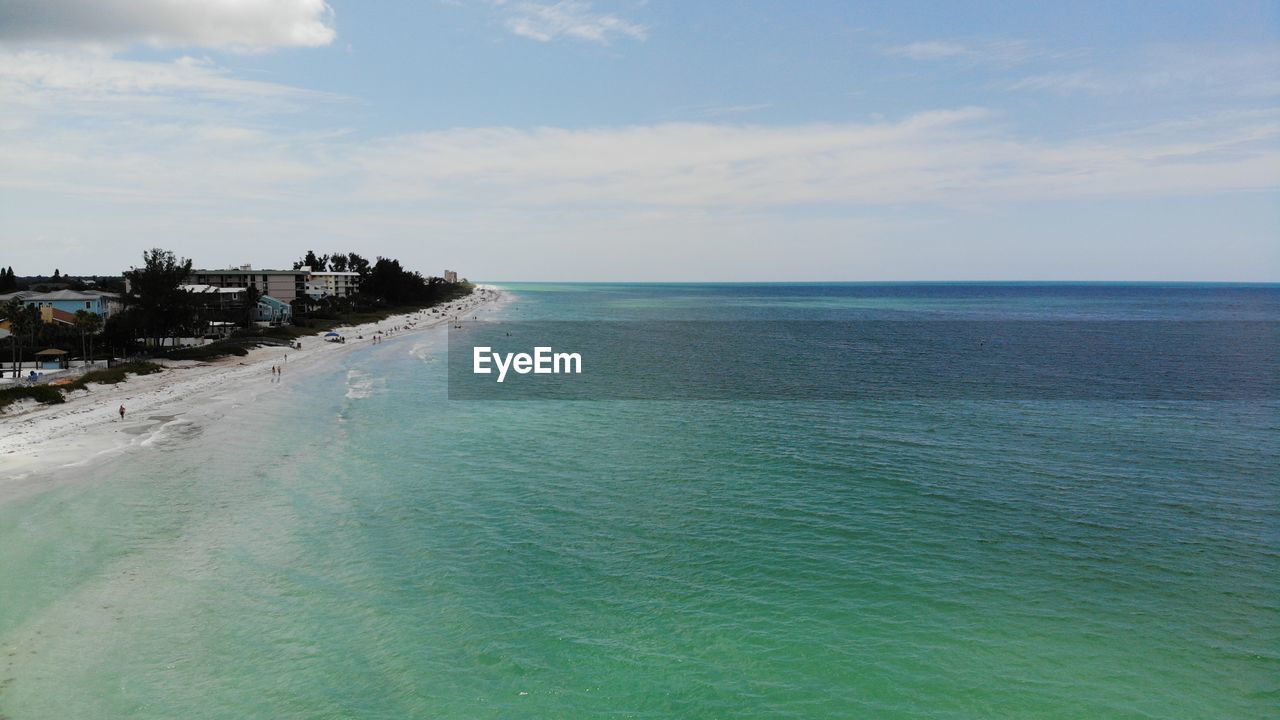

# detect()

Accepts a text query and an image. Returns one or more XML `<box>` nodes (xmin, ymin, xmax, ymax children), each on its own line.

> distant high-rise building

<box><xmin>443</xmin><ymin>270</ymin><xmax>458</xmax><ymax>283</ymax></box>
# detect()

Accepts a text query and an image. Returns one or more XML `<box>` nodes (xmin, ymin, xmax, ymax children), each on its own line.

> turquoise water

<box><xmin>1</xmin><ymin>283</ymin><xmax>1277</xmax><ymax>718</ymax></box>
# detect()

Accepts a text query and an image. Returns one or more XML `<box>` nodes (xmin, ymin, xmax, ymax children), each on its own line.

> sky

<box><xmin>1</xmin><ymin>0</ymin><xmax>1277</xmax><ymax>281</ymax></box>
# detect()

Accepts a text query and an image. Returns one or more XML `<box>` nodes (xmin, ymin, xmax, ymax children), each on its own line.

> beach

<box><xmin>0</xmin><ymin>285</ymin><xmax>502</xmax><ymax>497</ymax></box>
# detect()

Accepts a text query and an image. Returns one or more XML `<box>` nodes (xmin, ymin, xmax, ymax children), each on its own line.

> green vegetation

<box><xmin>291</xmin><ymin>250</ymin><xmax>468</xmax><ymax>312</ymax></box>
<box><xmin>3</xmin><ymin>250</ymin><xmax>471</xmax><ymax>379</ymax></box>
<box><xmin>0</xmin><ymin>362</ymin><xmax>162</xmax><ymax>412</ymax></box>
<box><xmin>2</xmin><ymin>297</ymin><xmax>40</xmax><ymax>379</ymax></box>
<box><xmin>106</xmin><ymin>248</ymin><xmax>198</xmax><ymax>351</ymax></box>
<box><xmin>160</xmin><ymin>337</ymin><xmax>280</xmax><ymax>361</ymax></box>
<box><xmin>278</xmin><ymin>297</ymin><xmax>472</xmax><ymax>337</ymax></box>
<box><xmin>65</xmin><ymin>362</ymin><xmax>162</xmax><ymax>390</ymax></box>
<box><xmin>0</xmin><ymin>384</ymin><xmax>65</xmax><ymax>411</ymax></box>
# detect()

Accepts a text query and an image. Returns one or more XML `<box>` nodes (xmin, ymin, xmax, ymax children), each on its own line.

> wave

<box><xmin>345</xmin><ymin>369</ymin><xmax>385</xmax><ymax>400</ymax></box>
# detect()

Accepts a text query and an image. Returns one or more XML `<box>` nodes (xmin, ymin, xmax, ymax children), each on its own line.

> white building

<box><xmin>305</xmin><ymin>270</ymin><xmax>361</xmax><ymax>299</ymax></box>
<box><xmin>443</xmin><ymin>270</ymin><xmax>458</xmax><ymax>284</ymax></box>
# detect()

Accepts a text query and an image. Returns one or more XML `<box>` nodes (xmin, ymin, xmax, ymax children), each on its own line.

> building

<box><xmin>304</xmin><ymin>270</ymin><xmax>361</xmax><ymax>299</ymax></box>
<box><xmin>443</xmin><ymin>270</ymin><xmax>458</xmax><ymax>284</ymax></box>
<box><xmin>256</xmin><ymin>295</ymin><xmax>292</xmax><ymax>325</ymax></box>
<box><xmin>186</xmin><ymin>265</ymin><xmax>309</xmax><ymax>303</ymax></box>
<box><xmin>180</xmin><ymin>284</ymin><xmax>248</xmax><ymax>311</ymax></box>
<box><xmin>0</xmin><ymin>289</ymin><xmax>121</xmax><ymax>321</ymax></box>
<box><xmin>180</xmin><ymin>284</ymin><xmax>292</xmax><ymax>326</ymax></box>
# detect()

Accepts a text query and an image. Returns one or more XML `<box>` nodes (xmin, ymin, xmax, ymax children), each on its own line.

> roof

<box><xmin>257</xmin><ymin>295</ymin><xmax>291</xmax><ymax>309</ymax></box>
<box><xmin>42</xmin><ymin>289</ymin><xmax>118</xmax><ymax>301</ymax></box>
<box><xmin>191</xmin><ymin>269</ymin><xmax>303</xmax><ymax>275</ymax></box>
<box><xmin>35</xmin><ymin>348</ymin><xmax>68</xmax><ymax>355</ymax></box>
<box><xmin>0</xmin><ymin>289</ymin><xmax>118</xmax><ymax>302</ymax></box>
<box><xmin>45</xmin><ymin>307</ymin><xmax>77</xmax><ymax>325</ymax></box>
<box><xmin>181</xmin><ymin>284</ymin><xmax>247</xmax><ymax>294</ymax></box>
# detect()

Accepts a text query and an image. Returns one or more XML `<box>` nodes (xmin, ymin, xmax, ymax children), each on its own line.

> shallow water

<box><xmin>1</xmin><ymin>283</ymin><xmax>1277</xmax><ymax>718</ymax></box>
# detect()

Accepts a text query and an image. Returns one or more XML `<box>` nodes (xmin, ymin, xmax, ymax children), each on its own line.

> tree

<box><xmin>243</xmin><ymin>285</ymin><xmax>262</xmax><ymax>328</ymax></box>
<box><xmin>2</xmin><ymin>298</ymin><xmax>20</xmax><ymax>377</ymax></box>
<box><xmin>294</xmin><ymin>250</ymin><xmax>329</xmax><ymax>272</ymax></box>
<box><xmin>2</xmin><ymin>299</ymin><xmax>38</xmax><ymax>378</ymax></box>
<box><xmin>347</xmin><ymin>252</ymin><xmax>370</xmax><ymax>280</ymax></box>
<box><xmin>329</xmin><ymin>253</ymin><xmax>349</xmax><ymax>272</ymax></box>
<box><xmin>73</xmin><ymin>309</ymin><xmax>104</xmax><ymax>366</ymax></box>
<box><xmin>121</xmin><ymin>248</ymin><xmax>195</xmax><ymax>349</ymax></box>
<box><xmin>53</xmin><ymin>268</ymin><xmax>61</xmax><ymax>279</ymax></box>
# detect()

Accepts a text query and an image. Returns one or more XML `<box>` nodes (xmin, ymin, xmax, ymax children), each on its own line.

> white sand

<box><xmin>0</xmin><ymin>286</ymin><xmax>503</xmax><ymax>493</ymax></box>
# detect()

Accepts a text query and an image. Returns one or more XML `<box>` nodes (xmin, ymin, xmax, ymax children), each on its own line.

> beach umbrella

<box><xmin>324</xmin><ymin>331</ymin><xmax>340</xmax><ymax>337</ymax></box>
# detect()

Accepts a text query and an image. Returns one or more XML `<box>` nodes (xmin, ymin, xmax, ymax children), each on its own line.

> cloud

<box><xmin>884</xmin><ymin>41</ymin><xmax>974</xmax><ymax>61</ymax></box>
<box><xmin>0</xmin><ymin>0</ymin><xmax>336</xmax><ymax>52</ymax></box>
<box><xmin>1007</xmin><ymin>46</ymin><xmax>1280</xmax><ymax>99</ymax></box>
<box><xmin>343</xmin><ymin>109</ymin><xmax>1280</xmax><ymax>209</ymax></box>
<box><xmin>0</xmin><ymin>50</ymin><xmax>342</xmax><ymax>124</ymax></box>
<box><xmin>883</xmin><ymin>39</ymin><xmax>1037</xmax><ymax>65</ymax></box>
<box><xmin>502</xmin><ymin>1</ymin><xmax>646</xmax><ymax>43</ymax></box>
<box><xmin>1</xmin><ymin>41</ymin><xmax>1276</xmax><ymax>279</ymax></box>
<box><xmin>7</xmin><ymin>58</ymin><xmax>1275</xmax><ymax>213</ymax></box>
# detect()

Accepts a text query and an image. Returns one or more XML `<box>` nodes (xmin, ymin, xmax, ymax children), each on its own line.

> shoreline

<box><xmin>0</xmin><ymin>285</ymin><xmax>504</xmax><ymax>499</ymax></box>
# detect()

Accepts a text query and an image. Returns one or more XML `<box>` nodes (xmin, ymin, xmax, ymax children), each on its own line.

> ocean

<box><xmin>1</xmin><ymin>283</ymin><xmax>1277</xmax><ymax>718</ymax></box>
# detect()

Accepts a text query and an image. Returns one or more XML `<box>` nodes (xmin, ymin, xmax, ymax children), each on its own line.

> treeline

<box><xmin>2</xmin><ymin>298</ymin><xmax>105</xmax><ymax>376</ymax></box>
<box><xmin>102</xmin><ymin>249</ymin><xmax>470</xmax><ymax>351</ymax></box>
<box><xmin>3</xmin><ymin>249</ymin><xmax>470</xmax><ymax>361</ymax></box>
<box><xmin>292</xmin><ymin>250</ymin><xmax>371</xmax><ymax>275</ymax></box>
<box><xmin>0</xmin><ymin>266</ymin><xmax>125</xmax><ymax>294</ymax></box>
<box><xmin>291</xmin><ymin>249</ymin><xmax>465</xmax><ymax>309</ymax></box>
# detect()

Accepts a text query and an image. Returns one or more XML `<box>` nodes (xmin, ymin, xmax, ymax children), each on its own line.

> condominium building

<box><xmin>186</xmin><ymin>265</ymin><xmax>309</xmax><ymax>303</ymax></box>
<box><xmin>304</xmin><ymin>270</ymin><xmax>361</xmax><ymax>299</ymax></box>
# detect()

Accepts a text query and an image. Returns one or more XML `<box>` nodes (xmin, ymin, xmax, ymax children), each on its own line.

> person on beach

<box><xmin>118</xmin><ymin>404</ymin><xmax>125</xmax><ymax>421</ymax></box>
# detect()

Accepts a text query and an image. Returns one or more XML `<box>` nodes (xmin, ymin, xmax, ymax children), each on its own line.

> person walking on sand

<box><xmin>118</xmin><ymin>404</ymin><xmax>125</xmax><ymax>421</ymax></box>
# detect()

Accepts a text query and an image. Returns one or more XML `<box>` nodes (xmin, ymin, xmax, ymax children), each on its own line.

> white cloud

<box><xmin>884</xmin><ymin>41</ymin><xmax>974</xmax><ymax>61</ymax></box>
<box><xmin>1007</xmin><ymin>46</ymin><xmax>1280</xmax><ymax>98</ymax></box>
<box><xmin>0</xmin><ymin>0</ymin><xmax>335</xmax><ymax>52</ymax></box>
<box><xmin>6</xmin><ymin>63</ymin><xmax>1275</xmax><ymax>214</ymax></box>
<box><xmin>0</xmin><ymin>49</ymin><xmax>342</xmax><ymax>126</ymax></box>
<box><xmin>1</xmin><ymin>43</ymin><xmax>1276</xmax><ymax>279</ymax></box>
<box><xmin>340</xmin><ymin>109</ymin><xmax>1280</xmax><ymax>210</ymax></box>
<box><xmin>883</xmin><ymin>39</ymin><xmax>1036</xmax><ymax>65</ymax></box>
<box><xmin>502</xmin><ymin>1</ymin><xmax>646</xmax><ymax>43</ymax></box>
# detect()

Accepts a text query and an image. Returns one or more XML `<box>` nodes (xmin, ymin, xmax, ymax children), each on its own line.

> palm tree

<box><xmin>243</xmin><ymin>285</ymin><xmax>262</xmax><ymax>328</ymax></box>
<box><xmin>74</xmin><ymin>309</ymin><xmax>104</xmax><ymax>367</ymax></box>
<box><xmin>2</xmin><ymin>298</ymin><xmax>20</xmax><ymax>378</ymax></box>
<box><xmin>3</xmin><ymin>299</ymin><xmax>37</xmax><ymax>378</ymax></box>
